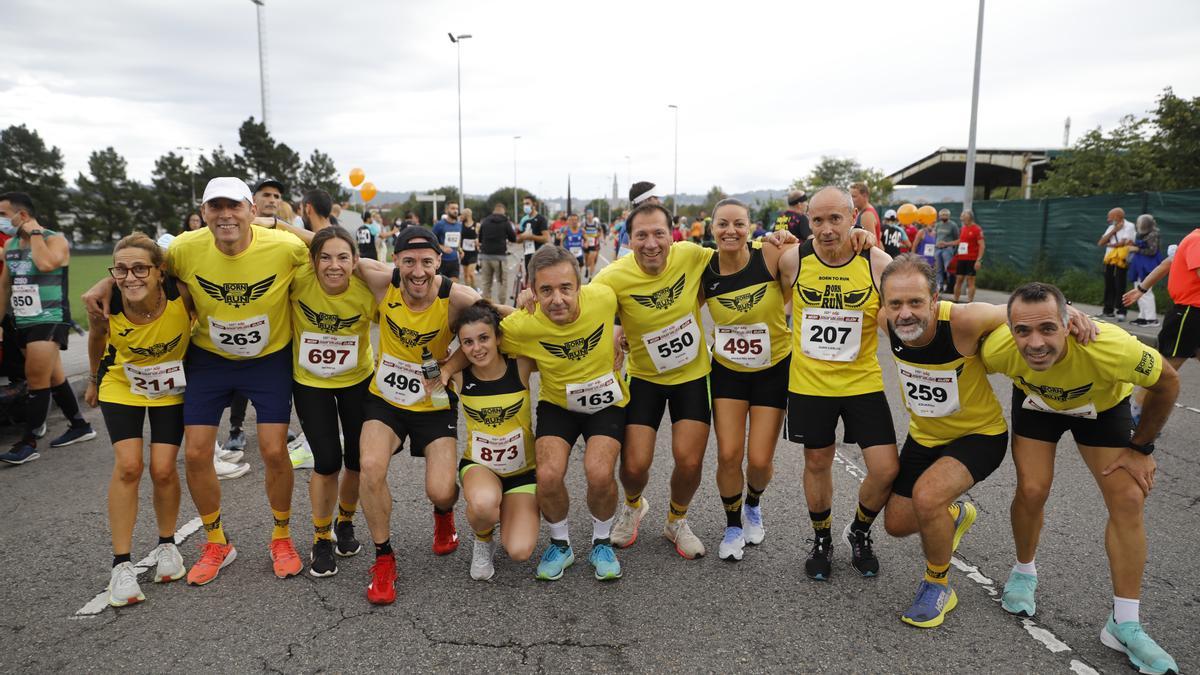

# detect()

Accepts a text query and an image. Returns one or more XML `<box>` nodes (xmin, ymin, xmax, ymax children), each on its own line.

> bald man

<box><xmin>1097</xmin><ymin>208</ymin><xmax>1135</xmax><ymax>321</ymax></box>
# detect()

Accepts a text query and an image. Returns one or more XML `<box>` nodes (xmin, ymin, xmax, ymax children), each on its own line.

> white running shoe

<box><xmin>289</xmin><ymin>434</ymin><xmax>314</xmax><ymax>470</ymax></box>
<box><xmin>611</xmin><ymin>497</ymin><xmax>650</xmax><ymax>548</ymax></box>
<box><xmin>108</xmin><ymin>562</ymin><xmax>145</xmax><ymax>607</ymax></box>
<box><xmin>153</xmin><ymin>542</ymin><xmax>186</xmax><ymax>582</ymax></box>
<box><xmin>718</xmin><ymin>526</ymin><xmax>746</xmax><ymax>561</ymax></box>
<box><xmin>214</xmin><ymin>455</ymin><xmax>251</xmax><ymax>480</ymax></box>
<box><xmin>470</xmin><ymin>537</ymin><xmax>497</xmax><ymax>581</ymax></box>
<box><xmin>742</xmin><ymin>504</ymin><xmax>765</xmax><ymax>545</ymax></box>
<box><xmin>214</xmin><ymin>441</ymin><xmax>243</xmax><ymax>465</ymax></box>
<box><xmin>663</xmin><ymin>518</ymin><xmax>706</xmax><ymax>559</ymax></box>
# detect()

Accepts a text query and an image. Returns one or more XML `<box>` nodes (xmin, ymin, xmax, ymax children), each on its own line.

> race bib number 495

<box><xmin>800</xmin><ymin>308</ymin><xmax>862</xmax><ymax>362</ymax></box>
<box><xmin>208</xmin><ymin>316</ymin><xmax>269</xmax><ymax>357</ymax></box>
<box><xmin>714</xmin><ymin>323</ymin><xmax>770</xmax><ymax>369</ymax></box>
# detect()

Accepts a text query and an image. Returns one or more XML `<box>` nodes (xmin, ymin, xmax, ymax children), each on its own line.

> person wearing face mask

<box><xmin>0</xmin><ymin>192</ymin><xmax>95</xmax><ymax>465</ymax></box>
<box><xmin>1127</xmin><ymin>214</ymin><xmax>1163</xmax><ymax>326</ymax></box>
<box><xmin>433</xmin><ymin>202</ymin><xmax>464</xmax><ymax>282</ymax></box>
<box><xmin>516</xmin><ymin>196</ymin><xmax>549</xmax><ymax>279</ymax></box>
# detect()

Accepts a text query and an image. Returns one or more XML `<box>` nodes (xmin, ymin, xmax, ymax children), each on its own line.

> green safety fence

<box><xmin>885</xmin><ymin>188</ymin><xmax>1200</xmax><ymax>273</ymax></box>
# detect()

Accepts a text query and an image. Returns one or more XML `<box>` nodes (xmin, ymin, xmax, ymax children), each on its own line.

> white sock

<box><xmin>1013</xmin><ymin>560</ymin><xmax>1037</xmax><ymax>576</ymax></box>
<box><xmin>592</xmin><ymin>515</ymin><xmax>614</xmax><ymax>542</ymax></box>
<box><xmin>1113</xmin><ymin>596</ymin><xmax>1140</xmax><ymax>624</ymax></box>
<box><xmin>548</xmin><ymin>518</ymin><xmax>569</xmax><ymax>544</ymax></box>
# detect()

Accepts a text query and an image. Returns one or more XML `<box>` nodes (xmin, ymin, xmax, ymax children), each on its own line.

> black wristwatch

<box><xmin>28</xmin><ymin>229</ymin><xmax>44</xmax><ymax>237</ymax></box>
<box><xmin>1129</xmin><ymin>440</ymin><xmax>1155</xmax><ymax>455</ymax></box>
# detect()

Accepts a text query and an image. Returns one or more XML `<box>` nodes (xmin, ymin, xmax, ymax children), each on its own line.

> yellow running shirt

<box><xmin>703</xmin><ymin>245</ymin><xmax>791</xmax><ymax>372</ymax></box>
<box><xmin>98</xmin><ymin>279</ymin><xmax>192</xmax><ymax>407</ymax></box>
<box><xmin>982</xmin><ymin>322</ymin><xmax>1162</xmax><ymax>416</ymax></box>
<box><xmin>886</xmin><ymin>302</ymin><xmax>1006</xmax><ymax>446</ymax></box>
<box><xmin>789</xmin><ymin>240</ymin><xmax>883</xmax><ymax>396</ymax></box>
<box><xmin>592</xmin><ymin>241</ymin><xmax>714</xmax><ymax>385</ymax></box>
<box><xmin>168</xmin><ymin>226</ymin><xmax>308</xmax><ymax>360</ymax></box>
<box><xmin>289</xmin><ymin>264</ymin><xmax>377</xmax><ymax>389</ymax></box>
<box><xmin>500</xmin><ymin>283</ymin><xmax>628</xmax><ymax>411</ymax></box>
<box><xmin>459</xmin><ymin>359</ymin><xmax>535</xmax><ymax>477</ymax></box>
<box><xmin>370</xmin><ymin>272</ymin><xmax>455</xmax><ymax>412</ymax></box>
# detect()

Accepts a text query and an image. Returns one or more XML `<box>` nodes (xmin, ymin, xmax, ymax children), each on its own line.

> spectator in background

<box><xmin>300</xmin><ymin>189</ymin><xmax>335</xmax><ymax>233</ymax></box>
<box><xmin>689</xmin><ymin>215</ymin><xmax>703</xmax><ymax>243</ymax></box>
<box><xmin>934</xmin><ymin>208</ymin><xmax>960</xmax><ymax>292</ymax></box>
<box><xmin>952</xmin><ymin>210</ymin><xmax>985</xmax><ymax>303</ymax></box>
<box><xmin>330</xmin><ymin>203</ymin><xmax>342</xmax><ymax>227</ymax></box>
<box><xmin>752</xmin><ymin>221</ymin><xmax>767</xmax><ymax>240</ymax></box>
<box><xmin>850</xmin><ymin>181</ymin><xmax>882</xmax><ymax>247</ymax></box>
<box><xmin>460</xmin><ymin>208</ymin><xmax>478</xmax><ymax>289</ymax></box>
<box><xmin>912</xmin><ymin>216</ymin><xmax>938</xmax><ymax>269</ymax></box>
<box><xmin>674</xmin><ymin>216</ymin><xmax>688</xmax><ymax>243</ymax></box>
<box><xmin>1097</xmin><ymin>207</ymin><xmax>1135</xmax><ymax>321</ymax></box>
<box><xmin>477</xmin><ymin>203</ymin><xmax>517</xmax><ymax>303</ymax></box>
<box><xmin>901</xmin><ymin>211</ymin><xmax>917</xmax><ymax>253</ymax></box>
<box><xmin>880</xmin><ymin>210</ymin><xmax>910</xmax><ymax>258</ymax></box>
<box><xmin>775</xmin><ymin>190</ymin><xmax>811</xmax><ymax>240</ymax></box>
<box><xmin>182</xmin><ymin>212</ymin><xmax>203</xmax><ymax>233</ymax></box>
<box><xmin>355</xmin><ymin>218</ymin><xmax>378</xmax><ymax>260</ymax></box>
<box><xmin>1128</xmin><ymin>214</ymin><xmax>1163</xmax><ymax>326</ymax></box>
<box><xmin>432</xmin><ymin>201</ymin><xmax>464</xmax><ymax>282</ymax></box>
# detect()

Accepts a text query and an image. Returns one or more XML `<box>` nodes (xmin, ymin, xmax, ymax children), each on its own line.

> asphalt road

<box><xmin>0</xmin><ymin>245</ymin><xmax>1196</xmax><ymax>673</ymax></box>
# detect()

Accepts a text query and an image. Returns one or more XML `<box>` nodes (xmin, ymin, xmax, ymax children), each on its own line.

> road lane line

<box><xmin>73</xmin><ymin>516</ymin><xmax>203</xmax><ymax>618</ymax></box>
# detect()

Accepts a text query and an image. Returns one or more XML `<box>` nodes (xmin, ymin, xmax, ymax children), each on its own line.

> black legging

<box><xmin>1102</xmin><ymin>264</ymin><xmax>1127</xmax><ymax>315</ymax></box>
<box><xmin>292</xmin><ymin>376</ymin><xmax>369</xmax><ymax>476</ymax></box>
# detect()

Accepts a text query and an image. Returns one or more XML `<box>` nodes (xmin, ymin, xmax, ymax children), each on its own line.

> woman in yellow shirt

<box><xmin>84</xmin><ymin>233</ymin><xmax>195</xmax><ymax>607</ymax></box>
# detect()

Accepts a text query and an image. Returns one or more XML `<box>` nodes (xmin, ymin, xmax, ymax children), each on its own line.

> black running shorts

<box><xmin>364</xmin><ymin>392</ymin><xmax>458</xmax><ymax>457</ymax></box>
<box><xmin>956</xmin><ymin>259</ymin><xmax>977</xmax><ymax>276</ymax></box>
<box><xmin>709</xmin><ymin>355</ymin><xmax>789</xmax><ymax>409</ymax></box>
<box><xmin>535</xmin><ymin>400</ymin><xmax>626</xmax><ymax>445</ymax></box>
<box><xmin>15</xmin><ymin>322</ymin><xmax>69</xmax><ymax>351</ymax></box>
<box><xmin>786</xmin><ymin>390</ymin><xmax>897</xmax><ymax>449</ymax></box>
<box><xmin>100</xmin><ymin>401</ymin><xmax>184</xmax><ymax>446</ymax></box>
<box><xmin>1010</xmin><ymin>386</ymin><xmax>1133</xmax><ymax>447</ymax></box>
<box><xmin>625</xmin><ymin>375</ymin><xmax>711</xmax><ymax>427</ymax></box>
<box><xmin>892</xmin><ymin>432</ymin><xmax>1008</xmax><ymax>498</ymax></box>
<box><xmin>1157</xmin><ymin>303</ymin><xmax>1200</xmax><ymax>359</ymax></box>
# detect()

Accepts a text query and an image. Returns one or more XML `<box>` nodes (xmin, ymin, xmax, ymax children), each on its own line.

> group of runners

<box><xmin>3</xmin><ymin>174</ymin><xmax>1184</xmax><ymax>674</ymax></box>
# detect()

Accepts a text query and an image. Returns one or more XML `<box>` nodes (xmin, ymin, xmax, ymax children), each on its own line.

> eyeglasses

<box><xmin>108</xmin><ymin>264</ymin><xmax>154</xmax><ymax>280</ymax></box>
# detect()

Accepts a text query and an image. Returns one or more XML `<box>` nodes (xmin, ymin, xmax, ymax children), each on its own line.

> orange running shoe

<box><xmin>270</xmin><ymin>538</ymin><xmax>303</xmax><ymax>578</ymax></box>
<box><xmin>186</xmin><ymin>542</ymin><xmax>237</xmax><ymax>586</ymax></box>
<box><xmin>367</xmin><ymin>553</ymin><xmax>397</xmax><ymax>605</ymax></box>
<box><xmin>432</xmin><ymin>510</ymin><xmax>459</xmax><ymax>555</ymax></box>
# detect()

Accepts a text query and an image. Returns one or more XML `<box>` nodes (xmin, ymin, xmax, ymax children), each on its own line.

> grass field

<box><xmin>66</xmin><ymin>254</ymin><xmax>113</xmax><ymax>326</ymax></box>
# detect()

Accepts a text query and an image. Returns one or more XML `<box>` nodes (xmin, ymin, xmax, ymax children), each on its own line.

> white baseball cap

<box><xmin>201</xmin><ymin>177</ymin><xmax>253</xmax><ymax>204</ymax></box>
<box><xmin>884</xmin><ymin>209</ymin><xmax>897</xmax><ymax>219</ymax></box>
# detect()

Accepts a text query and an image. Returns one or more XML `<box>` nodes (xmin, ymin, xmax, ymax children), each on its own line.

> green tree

<box><xmin>0</xmin><ymin>124</ymin><xmax>68</xmax><ymax>229</ymax></box>
<box><xmin>73</xmin><ymin>147</ymin><xmax>139</xmax><ymax>241</ymax></box>
<box><xmin>235</xmin><ymin>117</ymin><xmax>301</xmax><ymax>194</ymax></box>
<box><xmin>149</xmin><ymin>151</ymin><xmax>195</xmax><ymax>232</ymax></box>
<box><xmin>791</xmin><ymin>156</ymin><xmax>894</xmax><ymax>204</ymax></box>
<box><xmin>702</xmin><ymin>185</ymin><xmax>728</xmax><ymax>213</ymax></box>
<box><xmin>1149</xmin><ymin>88</ymin><xmax>1200</xmax><ymax>191</ymax></box>
<box><xmin>484</xmin><ymin>187</ymin><xmax>537</xmax><ymax>214</ymax></box>
<box><xmin>1035</xmin><ymin>116</ymin><xmax>1164</xmax><ymax>197</ymax></box>
<box><xmin>297</xmin><ymin>149</ymin><xmax>349</xmax><ymax>202</ymax></box>
<box><xmin>196</xmin><ymin>146</ymin><xmax>244</xmax><ymax>187</ymax></box>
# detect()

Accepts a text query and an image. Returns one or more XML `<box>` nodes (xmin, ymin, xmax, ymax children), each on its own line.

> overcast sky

<box><xmin>5</xmin><ymin>0</ymin><xmax>1199</xmax><ymax>199</ymax></box>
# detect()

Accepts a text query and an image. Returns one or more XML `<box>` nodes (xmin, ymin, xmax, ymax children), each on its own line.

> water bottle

<box><xmin>421</xmin><ymin>347</ymin><xmax>450</xmax><ymax>409</ymax></box>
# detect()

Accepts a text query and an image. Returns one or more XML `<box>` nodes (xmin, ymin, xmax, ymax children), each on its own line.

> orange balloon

<box><xmin>897</xmin><ymin>203</ymin><xmax>918</xmax><ymax>226</ymax></box>
<box><xmin>916</xmin><ymin>205</ymin><xmax>938</xmax><ymax>226</ymax></box>
<box><xmin>349</xmin><ymin>168</ymin><xmax>365</xmax><ymax>187</ymax></box>
<box><xmin>360</xmin><ymin>182</ymin><xmax>377</xmax><ymax>202</ymax></box>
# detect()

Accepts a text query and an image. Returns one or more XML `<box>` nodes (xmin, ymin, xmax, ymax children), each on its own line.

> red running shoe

<box><xmin>187</xmin><ymin>542</ymin><xmax>237</xmax><ymax>586</ymax></box>
<box><xmin>432</xmin><ymin>510</ymin><xmax>459</xmax><ymax>555</ymax></box>
<box><xmin>367</xmin><ymin>553</ymin><xmax>397</xmax><ymax>605</ymax></box>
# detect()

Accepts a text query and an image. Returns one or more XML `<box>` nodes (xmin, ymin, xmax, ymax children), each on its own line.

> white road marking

<box><xmin>73</xmin><ymin>516</ymin><xmax>203</xmax><ymax>618</ymax></box>
<box><xmin>1069</xmin><ymin>659</ymin><xmax>1101</xmax><ymax>675</ymax></box>
<box><xmin>1023</xmin><ymin>619</ymin><xmax>1071</xmax><ymax>652</ymax></box>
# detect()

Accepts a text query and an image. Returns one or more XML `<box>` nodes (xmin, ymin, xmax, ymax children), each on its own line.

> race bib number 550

<box><xmin>642</xmin><ymin>315</ymin><xmax>701</xmax><ymax>373</ymax></box>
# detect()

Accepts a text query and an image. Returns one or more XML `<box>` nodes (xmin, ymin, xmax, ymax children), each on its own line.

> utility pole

<box><xmin>250</xmin><ymin>0</ymin><xmax>269</xmax><ymax>130</ymax></box>
<box><xmin>449</xmin><ymin>32</ymin><xmax>473</xmax><ymax>209</ymax></box>
<box><xmin>963</xmin><ymin>0</ymin><xmax>985</xmax><ymax>211</ymax></box>
<box><xmin>668</xmin><ymin>105</ymin><xmax>679</xmax><ymax>217</ymax></box>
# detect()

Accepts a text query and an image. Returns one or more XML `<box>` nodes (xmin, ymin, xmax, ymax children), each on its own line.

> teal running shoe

<box><xmin>1100</xmin><ymin>614</ymin><xmax>1179</xmax><ymax>675</ymax></box>
<box><xmin>534</xmin><ymin>541</ymin><xmax>574</xmax><ymax>581</ymax></box>
<box><xmin>589</xmin><ymin>542</ymin><xmax>622</xmax><ymax>581</ymax></box>
<box><xmin>1001</xmin><ymin>570</ymin><xmax>1038</xmax><ymax>617</ymax></box>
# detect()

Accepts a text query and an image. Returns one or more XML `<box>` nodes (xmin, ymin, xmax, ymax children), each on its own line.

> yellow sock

<box><xmin>925</xmin><ymin>561</ymin><xmax>951</xmax><ymax>586</ymax></box>
<box><xmin>667</xmin><ymin>500</ymin><xmax>688</xmax><ymax>524</ymax></box>
<box><xmin>337</xmin><ymin>501</ymin><xmax>357</xmax><ymax>524</ymax></box>
<box><xmin>201</xmin><ymin>510</ymin><xmax>227</xmax><ymax>545</ymax></box>
<box><xmin>624</xmin><ymin>492</ymin><xmax>642</xmax><ymax>509</ymax></box>
<box><xmin>475</xmin><ymin>526</ymin><xmax>494</xmax><ymax>543</ymax></box>
<box><xmin>948</xmin><ymin>502</ymin><xmax>961</xmax><ymax>521</ymax></box>
<box><xmin>313</xmin><ymin>515</ymin><xmax>333</xmax><ymax>543</ymax></box>
<box><xmin>271</xmin><ymin>508</ymin><xmax>291</xmax><ymax>540</ymax></box>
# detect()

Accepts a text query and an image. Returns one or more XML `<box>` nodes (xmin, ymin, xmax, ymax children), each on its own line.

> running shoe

<box><xmin>663</xmin><ymin>518</ymin><xmax>706</xmax><ymax>559</ymax></box>
<box><xmin>1000</xmin><ymin>570</ymin><xmax>1038</xmax><ymax>617</ymax></box>
<box><xmin>470</xmin><ymin>537</ymin><xmax>496</xmax><ymax>581</ymax></box>
<box><xmin>152</xmin><ymin>542</ymin><xmax>186</xmax><ymax>582</ymax></box>
<box><xmin>901</xmin><ymin>580</ymin><xmax>958</xmax><ymax>628</ymax></box>
<box><xmin>589</xmin><ymin>542</ymin><xmax>622</xmax><ymax>580</ymax></box>
<box><xmin>367</xmin><ymin>553</ymin><xmax>397</xmax><ymax>605</ymax></box>
<box><xmin>270</xmin><ymin>538</ymin><xmax>303</xmax><ymax>578</ymax></box>
<box><xmin>742</xmin><ymin>504</ymin><xmax>765</xmax><ymax>545</ymax></box>
<box><xmin>611</xmin><ymin>497</ymin><xmax>649</xmax><ymax>548</ymax></box>
<box><xmin>225</xmin><ymin>427</ymin><xmax>247</xmax><ymax>452</ymax></box>
<box><xmin>108</xmin><ymin>562</ymin><xmax>145</xmax><ymax>607</ymax></box>
<box><xmin>186</xmin><ymin>541</ymin><xmax>236</xmax><ymax>585</ymax></box>
<box><xmin>32</xmin><ymin>422</ymin><xmax>47</xmax><ymax>439</ymax></box>
<box><xmin>843</xmin><ymin>523</ymin><xmax>880</xmax><ymax>577</ymax></box>
<box><xmin>432</xmin><ymin>510</ymin><xmax>459</xmax><ymax>555</ymax></box>
<box><xmin>309</xmin><ymin>539</ymin><xmax>337</xmax><ymax>578</ymax></box>
<box><xmin>1100</xmin><ymin>613</ymin><xmax>1179</xmax><ymax>675</ymax></box>
<box><xmin>0</xmin><ymin>441</ymin><xmax>39</xmax><ymax>465</ymax></box>
<box><xmin>288</xmin><ymin>435</ymin><xmax>314</xmax><ymax>470</ymax></box>
<box><xmin>718</xmin><ymin>526</ymin><xmax>745</xmax><ymax>562</ymax></box>
<box><xmin>951</xmin><ymin>500</ymin><xmax>977</xmax><ymax>554</ymax></box>
<box><xmin>1092</xmin><ymin>312</ymin><xmax>1117</xmax><ymax>319</ymax></box>
<box><xmin>50</xmin><ymin>422</ymin><xmax>96</xmax><ymax>447</ymax></box>
<box><xmin>535</xmin><ymin>541</ymin><xmax>575</xmax><ymax>581</ymax></box>
<box><xmin>334</xmin><ymin>521</ymin><xmax>362</xmax><ymax>557</ymax></box>
<box><xmin>805</xmin><ymin>537</ymin><xmax>834</xmax><ymax>581</ymax></box>
<box><xmin>214</xmin><ymin>456</ymin><xmax>250</xmax><ymax>480</ymax></box>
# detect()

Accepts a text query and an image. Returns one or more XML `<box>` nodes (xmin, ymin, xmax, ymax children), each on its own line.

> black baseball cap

<box><xmin>393</xmin><ymin>226</ymin><xmax>441</xmax><ymax>252</ymax></box>
<box><xmin>253</xmin><ymin>178</ymin><xmax>287</xmax><ymax>195</ymax></box>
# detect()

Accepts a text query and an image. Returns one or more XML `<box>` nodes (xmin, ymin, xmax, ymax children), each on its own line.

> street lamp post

<box><xmin>449</xmin><ymin>32</ymin><xmax>473</xmax><ymax>209</ymax></box>
<box><xmin>513</xmin><ymin>135</ymin><xmax>521</xmax><ymax>217</ymax></box>
<box><xmin>250</xmin><ymin>0</ymin><xmax>269</xmax><ymax>130</ymax></box>
<box><xmin>668</xmin><ymin>105</ymin><xmax>679</xmax><ymax>217</ymax></box>
<box><xmin>963</xmin><ymin>0</ymin><xmax>985</xmax><ymax>211</ymax></box>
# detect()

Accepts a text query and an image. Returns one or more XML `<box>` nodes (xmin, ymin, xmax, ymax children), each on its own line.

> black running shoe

<box><xmin>843</xmin><ymin>523</ymin><xmax>879</xmax><ymax>577</ymax></box>
<box><xmin>805</xmin><ymin>537</ymin><xmax>833</xmax><ymax>581</ymax></box>
<box><xmin>309</xmin><ymin>540</ymin><xmax>338</xmax><ymax>577</ymax></box>
<box><xmin>334</xmin><ymin>521</ymin><xmax>362</xmax><ymax>557</ymax></box>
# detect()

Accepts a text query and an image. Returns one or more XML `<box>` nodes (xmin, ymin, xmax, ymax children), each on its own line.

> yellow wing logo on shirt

<box><xmin>196</xmin><ymin>275</ymin><xmax>276</xmax><ymax>308</ymax></box>
<box><xmin>463</xmin><ymin>400</ymin><xmax>524</xmax><ymax>428</ymax></box>
<box><xmin>716</xmin><ymin>286</ymin><xmax>767</xmax><ymax>313</ymax></box>
<box><xmin>298</xmin><ymin>300</ymin><xmax>361</xmax><ymax>333</ymax></box>
<box><xmin>632</xmin><ymin>274</ymin><xmax>686</xmax><ymax>310</ymax></box>
<box><xmin>1016</xmin><ymin>377</ymin><xmax>1092</xmax><ymax>402</ymax></box>
<box><xmin>540</xmin><ymin>324</ymin><xmax>604</xmax><ymax>361</ymax></box>
<box><xmin>384</xmin><ymin>316</ymin><xmax>439</xmax><ymax>348</ymax></box>
<box><xmin>127</xmin><ymin>334</ymin><xmax>183</xmax><ymax>358</ymax></box>
<box><xmin>797</xmin><ymin>283</ymin><xmax>873</xmax><ymax>309</ymax></box>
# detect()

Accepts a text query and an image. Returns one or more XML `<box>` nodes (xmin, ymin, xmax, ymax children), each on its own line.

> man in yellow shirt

<box><xmin>983</xmin><ymin>282</ymin><xmax>1180</xmax><ymax>675</ymax></box>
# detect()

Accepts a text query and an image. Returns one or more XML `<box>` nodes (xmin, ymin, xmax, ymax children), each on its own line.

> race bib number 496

<box><xmin>208</xmin><ymin>315</ymin><xmax>269</xmax><ymax>357</ymax></box>
<box><xmin>375</xmin><ymin>355</ymin><xmax>427</xmax><ymax>407</ymax></box>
